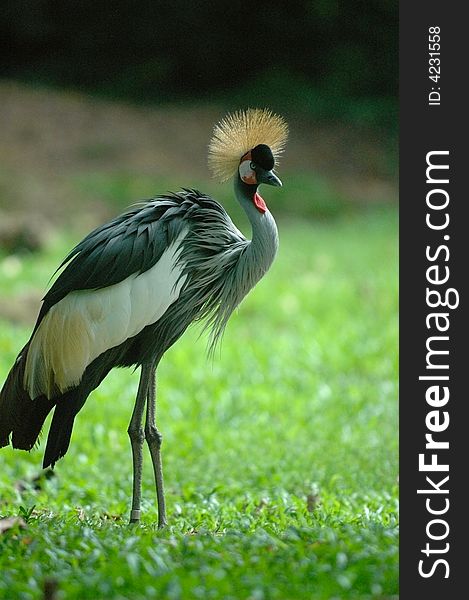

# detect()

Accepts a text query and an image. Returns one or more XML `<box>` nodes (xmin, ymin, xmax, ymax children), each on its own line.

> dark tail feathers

<box><xmin>0</xmin><ymin>344</ymin><xmax>81</xmax><ymax>468</ymax></box>
<box><xmin>2</xmin><ymin>339</ymin><xmax>122</xmax><ymax>468</ymax></box>
<box><xmin>0</xmin><ymin>343</ymin><xmax>55</xmax><ymax>450</ymax></box>
<box><xmin>42</xmin><ymin>397</ymin><xmax>80</xmax><ymax>468</ymax></box>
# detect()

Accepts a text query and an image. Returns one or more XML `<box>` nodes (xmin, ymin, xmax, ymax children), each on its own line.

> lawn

<box><xmin>0</xmin><ymin>207</ymin><xmax>398</xmax><ymax>599</ymax></box>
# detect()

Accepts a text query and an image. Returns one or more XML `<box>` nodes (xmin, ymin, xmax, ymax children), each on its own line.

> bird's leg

<box><xmin>127</xmin><ymin>364</ymin><xmax>151</xmax><ymax>524</ymax></box>
<box><xmin>144</xmin><ymin>363</ymin><xmax>167</xmax><ymax>529</ymax></box>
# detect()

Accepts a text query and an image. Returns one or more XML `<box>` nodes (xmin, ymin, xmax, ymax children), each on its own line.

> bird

<box><xmin>0</xmin><ymin>108</ymin><xmax>288</xmax><ymax>527</ymax></box>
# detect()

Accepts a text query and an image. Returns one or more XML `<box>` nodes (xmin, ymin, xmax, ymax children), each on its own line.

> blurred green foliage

<box><xmin>72</xmin><ymin>170</ymin><xmax>351</xmax><ymax>224</ymax></box>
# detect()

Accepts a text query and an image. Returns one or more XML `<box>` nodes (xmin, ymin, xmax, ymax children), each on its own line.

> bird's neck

<box><xmin>234</xmin><ymin>177</ymin><xmax>279</xmax><ymax>281</ymax></box>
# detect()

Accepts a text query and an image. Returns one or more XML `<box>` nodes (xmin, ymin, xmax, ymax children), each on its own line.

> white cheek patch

<box><xmin>238</xmin><ymin>160</ymin><xmax>257</xmax><ymax>185</ymax></box>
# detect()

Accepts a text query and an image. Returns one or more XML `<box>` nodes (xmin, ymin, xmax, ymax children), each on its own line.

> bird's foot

<box><xmin>129</xmin><ymin>509</ymin><xmax>141</xmax><ymax>524</ymax></box>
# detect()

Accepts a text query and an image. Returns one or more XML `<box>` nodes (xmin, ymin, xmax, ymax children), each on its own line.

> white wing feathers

<box><xmin>24</xmin><ymin>232</ymin><xmax>188</xmax><ymax>399</ymax></box>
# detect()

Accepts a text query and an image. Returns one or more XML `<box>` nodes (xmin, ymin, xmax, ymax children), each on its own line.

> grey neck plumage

<box><xmin>176</xmin><ymin>177</ymin><xmax>280</xmax><ymax>356</ymax></box>
<box><xmin>234</xmin><ymin>176</ymin><xmax>279</xmax><ymax>284</ymax></box>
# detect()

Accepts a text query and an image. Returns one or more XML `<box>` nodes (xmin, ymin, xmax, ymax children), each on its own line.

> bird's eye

<box><xmin>250</xmin><ymin>162</ymin><xmax>256</xmax><ymax>171</ymax></box>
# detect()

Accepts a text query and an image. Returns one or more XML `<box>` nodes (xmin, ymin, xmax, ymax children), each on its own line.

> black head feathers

<box><xmin>250</xmin><ymin>144</ymin><xmax>275</xmax><ymax>171</ymax></box>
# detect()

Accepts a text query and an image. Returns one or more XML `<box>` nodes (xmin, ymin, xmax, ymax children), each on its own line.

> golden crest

<box><xmin>208</xmin><ymin>108</ymin><xmax>288</xmax><ymax>182</ymax></box>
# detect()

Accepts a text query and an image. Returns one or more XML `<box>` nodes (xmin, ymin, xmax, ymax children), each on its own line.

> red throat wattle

<box><xmin>253</xmin><ymin>192</ymin><xmax>267</xmax><ymax>213</ymax></box>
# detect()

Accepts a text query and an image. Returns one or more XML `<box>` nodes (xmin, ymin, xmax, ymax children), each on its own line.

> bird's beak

<box><xmin>258</xmin><ymin>169</ymin><xmax>282</xmax><ymax>187</ymax></box>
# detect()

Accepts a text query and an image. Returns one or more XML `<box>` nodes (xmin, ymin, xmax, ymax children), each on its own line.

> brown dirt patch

<box><xmin>0</xmin><ymin>80</ymin><xmax>396</xmax><ymax>230</ymax></box>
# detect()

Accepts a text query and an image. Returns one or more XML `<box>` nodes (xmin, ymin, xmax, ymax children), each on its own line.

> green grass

<box><xmin>0</xmin><ymin>208</ymin><xmax>398</xmax><ymax>599</ymax></box>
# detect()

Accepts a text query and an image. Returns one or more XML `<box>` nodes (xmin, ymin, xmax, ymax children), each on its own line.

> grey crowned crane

<box><xmin>0</xmin><ymin>109</ymin><xmax>288</xmax><ymax>527</ymax></box>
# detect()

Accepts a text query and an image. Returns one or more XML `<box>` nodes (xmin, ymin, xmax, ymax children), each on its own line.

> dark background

<box><xmin>0</xmin><ymin>1</ymin><xmax>398</xmax><ymax>259</ymax></box>
<box><xmin>1</xmin><ymin>0</ymin><xmax>397</xmax><ymax>130</ymax></box>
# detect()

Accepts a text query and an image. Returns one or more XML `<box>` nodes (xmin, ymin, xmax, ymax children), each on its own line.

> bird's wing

<box><xmin>39</xmin><ymin>200</ymin><xmax>183</xmax><ymax>320</ymax></box>
<box><xmin>24</xmin><ymin>192</ymin><xmax>240</xmax><ymax>399</ymax></box>
<box><xmin>24</xmin><ymin>197</ymin><xmax>195</xmax><ymax>399</ymax></box>
<box><xmin>40</xmin><ymin>191</ymin><xmax>241</xmax><ymax>317</ymax></box>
